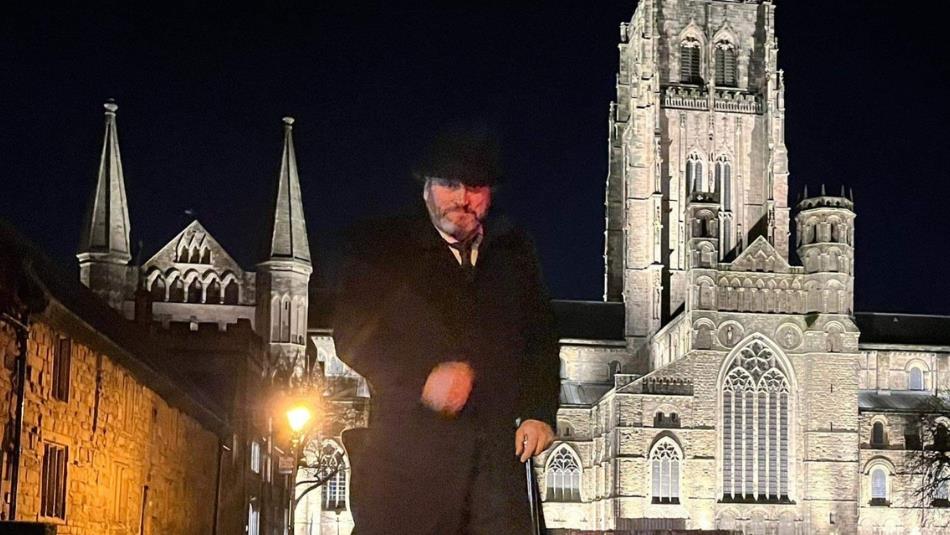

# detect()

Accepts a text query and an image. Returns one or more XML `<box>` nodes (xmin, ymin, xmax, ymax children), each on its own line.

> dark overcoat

<box><xmin>332</xmin><ymin>209</ymin><xmax>559</xmax><ymax>534</ymax></box>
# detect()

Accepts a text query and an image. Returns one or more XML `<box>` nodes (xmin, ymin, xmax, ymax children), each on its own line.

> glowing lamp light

<box><xmin>287</xmin><ymin>405</ymin><xmax>312</xmax><ymax>434</ymax></box>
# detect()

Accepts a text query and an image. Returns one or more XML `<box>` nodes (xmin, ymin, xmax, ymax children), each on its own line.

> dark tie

<box><xmin>449</xmin><ymin>239</ymin><xmax>475</xmax><ymax>271</ymax></box>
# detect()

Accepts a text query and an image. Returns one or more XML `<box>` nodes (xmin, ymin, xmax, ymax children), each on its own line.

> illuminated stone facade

<box><xmin>539</xmin><ymin>1</ymin><xmax>950</xmax><ymax>534</ymax></box>
<box><xmin>0</xmin><ymin>282</ymin><xmax>219</xmax><ymax>532</ymax></box>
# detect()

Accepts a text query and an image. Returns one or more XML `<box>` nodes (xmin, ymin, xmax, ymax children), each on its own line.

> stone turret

<box><xmin>77</xmin><ymin>101</ymin><xmax>133</xmax><ymax>310</ymax></box>
<box><xmin>256</xmin><ymin>117</ymin><xmax>313</xmax><ymax>383</ymax></box>
<box><xmin>795</xmin><ymin>185</ymin><xmax>855</xmax><ymax>314</ymax></box>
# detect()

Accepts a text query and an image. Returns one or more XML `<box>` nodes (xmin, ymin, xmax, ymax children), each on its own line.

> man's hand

<box><xmin>421</xmin><ymin>361</ymin><xmax>475</xmax><ymax>416</ymax></box>
<box><xmin>515</xmin><ymin>419</ymin><xmax>555</xmax><ymax>463</ymax></box>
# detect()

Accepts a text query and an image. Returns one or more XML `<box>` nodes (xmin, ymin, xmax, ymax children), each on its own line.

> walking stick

<box><xmin>525</xmin><ymin>456</ymin><xmax>542</xmax><ymax>535</ymax></box>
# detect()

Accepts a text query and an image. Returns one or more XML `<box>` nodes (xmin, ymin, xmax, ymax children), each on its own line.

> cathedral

<box><xmin>70</xmin><ymin>1</ymin><xmax>950</xmax><ymax>534</ymax></box>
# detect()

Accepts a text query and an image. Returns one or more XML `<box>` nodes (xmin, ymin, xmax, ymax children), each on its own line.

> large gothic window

<box><xmin>680</xmin><ymin>39</ymin><xmax>702</xmax><ymax>84</ymax></box>
<box><xmin>650</xmin><ymin>438</ymin><xmax>681</xmax><ymax>504</ymax></box>
<box><xmin>187</xmin><ymin>278</ymin><xmax>202</xmax><ymax>303</ymax></box>
<box><xmin>545</xmin><ymin>447</ymin><xmax>581</xmax><ymax>502</ymax></box>
<box><xmin>715</xmin><ymin>42</ymin><xmax>737</xmax><ymax>87</ymax></box>
<box><xmin>206</xmin><ymin>279</ymin><xmax>221</xmax><ymax>304</ymax></box>
<box><xmin>721</xmin><ymin>339</ymin><xmax>791</xmax><ymax>503</ymax></box>
<box><xmin>169</xmin><ymin>278</ymin><xmax>185</xmax><ymax>302</ymax></box>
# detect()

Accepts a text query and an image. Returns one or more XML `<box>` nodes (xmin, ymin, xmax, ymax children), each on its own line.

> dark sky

<box><xmin>1</xmin><ymin>2</ymin><xmax>948</xmax><ymax>313</ymax></box>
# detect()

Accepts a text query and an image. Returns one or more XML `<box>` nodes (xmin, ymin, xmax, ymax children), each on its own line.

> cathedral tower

<box><xmin>256</xmin><ymin>117</ymin><xmax>312</xmax><ymax>382</ymax></box>
<box><xmin>795</xmin><ymin>185</ymin><xmax>855</xmax><ymax>315</ymax></box>
<box><xmin>77</xmin><ymin>101</ymin><xmax>133</xmax><ymax>310</ymax></box>
<box><xmin>603</xmin><ymin>0</ymin><xmax>789</xmax><ymax>347</ymax></box>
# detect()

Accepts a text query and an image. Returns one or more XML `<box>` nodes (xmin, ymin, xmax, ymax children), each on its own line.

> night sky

<box><xmin>1</xmin><ymin>2</ymin><xmax>948</xmax><ymax>314</ymax></box>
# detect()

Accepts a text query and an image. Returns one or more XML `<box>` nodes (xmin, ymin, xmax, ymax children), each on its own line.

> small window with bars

<box><xmin>41</xmin><ymin>443</ymin><xmax>68</xmax><ymax>519</ymax></box>
<box><xmin>715</xmin><ymin>42</ymin><xmax>737</xmax><ymax>87</ymax></box>
<box><xmin>52</xmin><ymin>337</ymin><xmax>71</xmax><ymax>402</ymax></box>
<box><xmin>680</xmin><ymin>39</ymin><xmax>702</xmax><ymax>84</ymax></box>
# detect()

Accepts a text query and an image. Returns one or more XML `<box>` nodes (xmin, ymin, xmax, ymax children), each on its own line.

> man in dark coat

<box><xmin>332</xmin><ymin>128</ymin><xmax>559</xmax><ymax>534</ymax></box>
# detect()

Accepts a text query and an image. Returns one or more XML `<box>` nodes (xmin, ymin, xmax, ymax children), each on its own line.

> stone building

<box><xmin>0</xmin><ymin>220</ymin><xmax>224</xmax><ymax>533</ymax></box>
<box><xmin>70</xmin><ymin>101</ymin><xmax>357</xmax><ymax>534</ymax></box>
<box><xmin>535</xmin><ymin>1</ymin><xmax>950</xmax><ymax>534</ymax></box>
<box><xmin>7</xmin><ymin>2</ymin><xmax>950</xmax><ymax>534</ymax></box>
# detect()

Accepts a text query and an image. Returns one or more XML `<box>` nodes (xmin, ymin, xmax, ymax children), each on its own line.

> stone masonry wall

<box><xmin>0</xmin><ymin>315</ymin><xmax>219</xmax><ymax>533</ymax></box>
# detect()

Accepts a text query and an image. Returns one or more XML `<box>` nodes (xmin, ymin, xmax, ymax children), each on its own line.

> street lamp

<box><xmin>286</xmin><ymin>403</ymin><xmax>313</xmax><ymax>535</ymax></box>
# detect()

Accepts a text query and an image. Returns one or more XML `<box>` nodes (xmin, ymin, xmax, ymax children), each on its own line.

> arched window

<box><xmin>680</xmin><ymin>39</ymin><xmax>702</xmax><ymax>84</ymax></box>
<box><xmin>189</xmin><ymin>247</ymin><xmax>201</xmax><ymax>264</ymax></box>
<box><xmin>297</xmin><ymin>302</ymin><xmax>307</xmax><ymax>344</ymax></box>
<box><xmin>270</xmin><ymin>297</ymin><xmax>281</xmax><ymax>341</ymax></box>
<box><xmin>281</xmin><ymin>297</ymin><xmax>292</xmax><ymax>342</ymax></box>
<box><xmin>871</xmin><ymin>422</ymin><xmax>885</xmax><ymax>447</ymax></box>
<box><xmin>909</xmin><ymin>367</ymin><xmax>924</xmax><ymax>391</ymax></box>
<box><xmin>169</xmin><ymin>278</ymin><xmax>185</xmax><ymax>302</ymax></box>
<box><xmin>200</xmin><ymin>248</ymin><xmax>211</xmax><ymax>264</ymax></box>
<box><xmin>206</xmin><ymin>280</ymin><xmax>221</xmax><ymax>304</ymax></box>
<box><xmin>224</xmin><ymin>280</ymin><xmax>239</xmax><ymax>305</ymax></box>
<box><xmin>716</xmin><ymin>156</ymin><xmax>731</xmax><ymax>207</ymax></box>
<box><xmin>686</xmin><ymin>154</ymin><xmax>705</xmax><ymax>194</ymax></box>
<box><xmin>651</xmin><ymin>438</ymin><xmax>681</xmax><ymax>504</ymax></box>
<box><xmin>870</xmin><ymin>468</ymin><xmax>888</xmax><ymax>505</ymax></box>
<box><xmin>149</xmin><ymin>277</ymin><xmax>166</xmax><ymax>302</ymax></box>
<box><xmin>323</xmin><ymin>467</ymin><xmax>347</xmax><ymax>511</ymax></box>
<box><xmin>545</xmin><ymin>447</ymin><xmax>581</xmax><ymax>502</ymax></box>
<box><xmin>187</xmin><ymin>278</ymin><xmax>202</xmax><ymax>303</ymax></box>
<box><xmin>715</xmin><ymin>42</ymin><xmax>737</xmax><ymax>87</ymax></box>
<box><xmin>722</xmin><ymin>339</ymin><xmax>791</xmax><ymax>502</ymax></box>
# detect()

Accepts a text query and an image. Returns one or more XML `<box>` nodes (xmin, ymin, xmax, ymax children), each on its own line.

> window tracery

<box><xmin>721</xmin><ymin>340</ymin><xmax>791</xmax><ymax>502</ymax></box>
<box><xmin>545</xmin><ymin>447</ymin><xmax>581</xmax><ymax>502</ymax></box>
<box><xmin>651</xmin><ymin>437</ymin><xmax>681</xmax><ymax>503</ymax></box>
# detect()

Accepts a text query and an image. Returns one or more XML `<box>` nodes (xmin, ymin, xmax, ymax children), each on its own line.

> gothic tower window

<box><xmin>651</xmin><ymin>437</ymin><xmax>681</xmax><ymax>504</ymax></box>
<box><xmin>189</xmin><ymin>247</ymin><xmax>201</xmax><ymax>264</ymax></box>
<box><xmin>715</xmin><ymin>42</ymin><xmax>737</xmax><ymax>87</ymax></box>
<box><xmin>680</xmin><ymin>39</ymin><xmax>702</xmax><ymax>84</ymax></box>
<box><xmin>545</xmin><ymin>447</ymin><xmax>582</xmax><ymax>502</ymax></box>
<box><xmin>721</xmin><ymin>339</ymin><xmax>791</xmax><ymax>503</ymax></box>
<box><xmin>200</xmin><ymin>247</ymin><xmax>211</xmax><ymax>264</ymax></box>
<box><xmin>281</xmin><ymin>296</ymin><xmax>292</xmax><ymax>342</ymax></box>
<box><xmin>716</xmin><ymin>156</ymin><xmax>731</xmax><ymax>206</ymax></box>
<box><xmin>270</xmin><ymin>297</ymin><xmax>281</xmax><ymax>341</ymax></box>
<box><xmin>686</xmin><ymin>154</ymin><xmax>706</xmax><ymax>194</ymax></box>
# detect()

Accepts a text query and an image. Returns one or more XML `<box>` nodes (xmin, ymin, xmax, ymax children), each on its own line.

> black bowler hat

<box><xmin>413</xmin><ymin>124</ymin><xmax>503</xmax><ymax>187</ymax></box>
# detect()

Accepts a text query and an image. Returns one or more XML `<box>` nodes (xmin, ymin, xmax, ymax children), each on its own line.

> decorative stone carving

<box><xmin>776</xmin><ymin>323</ymin><xmax>802</xmax><ymax>350</ymax></box>
<box><xmin>718</xmin><ymin>321</ymin><xmax>744</xmax><ymax>347</ymax></box>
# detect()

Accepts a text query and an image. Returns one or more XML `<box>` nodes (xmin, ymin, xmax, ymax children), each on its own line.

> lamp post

<box><xmin>286</xmin><ymin>404</ymin><xmax>312</xmax><ymax>535</ymax></box>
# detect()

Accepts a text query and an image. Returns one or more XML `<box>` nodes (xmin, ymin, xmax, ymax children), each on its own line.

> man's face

<box><xmin>423</xmin><ymin>178</ymin><xmax>492</xmax><ymax>240</ymax></box>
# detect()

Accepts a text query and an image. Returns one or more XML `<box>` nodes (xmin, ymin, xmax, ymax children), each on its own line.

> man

<box><xmin>333</xmin><ymin>127</ymin><xmax>559</xmax><ymax>534</ymax></box>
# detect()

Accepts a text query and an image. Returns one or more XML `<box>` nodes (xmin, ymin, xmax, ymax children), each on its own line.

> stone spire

<box><xmin>262</xmin><ymin>117</ymin><xmax>311</xmax><ymax>264</ymax></box>
<box><xmin>79</xmin><ymin>100</ymin><xmax>132</xmax><ymax>261</ymax></box>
